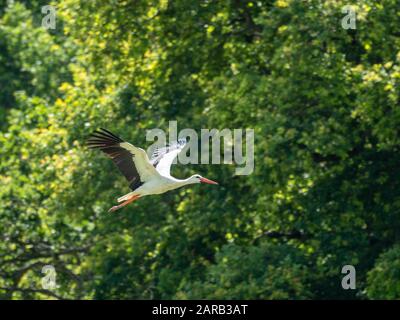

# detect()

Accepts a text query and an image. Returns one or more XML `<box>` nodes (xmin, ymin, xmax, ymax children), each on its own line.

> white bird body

<box><xmin>118</xmin><ymin>175</ymin><xmax>196</xmax><ymax>201</ymax></box>
<box><xmin>87</xmin><ymin>128</ymin><xmax>218</xmax><ymax>212</ymax></box>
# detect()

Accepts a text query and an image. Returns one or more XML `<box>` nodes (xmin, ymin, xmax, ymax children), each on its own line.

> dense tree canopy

<box><xmin>0</xmin><ymin>0</ymin><xmax>399</xmax><ymax>299</ymax></box>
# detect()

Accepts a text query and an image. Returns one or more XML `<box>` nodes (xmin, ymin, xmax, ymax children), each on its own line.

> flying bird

<box><xmin>86</xmin><ymin>128</ymin><xmax>218</xmax><ymax>212</ymax></box>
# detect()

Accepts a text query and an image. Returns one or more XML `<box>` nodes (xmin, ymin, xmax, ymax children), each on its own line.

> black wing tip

<box><xmin>99</xmin><ymin>128</ymin><xmax>123</xmax><ymax>142</ymax></box>
<box><xmin>150</xmin><ymin>138</ymin><xmax>187</xmax><ymax>161</ymax></box>
<box><xmin>86</xmin><ymin>128</ymin><xmax>124</xmax><ymax>149</ymax></box>
<box><xmin>177</xmin><ymin>138</ymin><xmax>187</xmax><ymax>146</ymax></box>
<box><xmin>168</xmin><ymin>138</ymin><xmax>187</xmax><ymax>150</ymax></box>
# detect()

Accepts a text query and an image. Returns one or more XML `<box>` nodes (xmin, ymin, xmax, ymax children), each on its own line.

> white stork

<box><xmin>87</xmin><ymin>128</ymin><xmax>218</xmax><ymax>212</ymax></box>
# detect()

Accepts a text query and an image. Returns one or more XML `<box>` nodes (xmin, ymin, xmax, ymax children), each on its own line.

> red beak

<box><xmin>200</xmin><ymin>177</ymin><xmax>219</xmax><ymax>185</ymax></box>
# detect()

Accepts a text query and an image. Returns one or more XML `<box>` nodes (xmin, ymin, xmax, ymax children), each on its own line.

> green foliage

<box><xmin>0</xmin><ymin>2</ymin><xmax>73</xmax><ymax>125</ymax></box>
<box><xmin>366</xmin><ymin>244</ymin><xmax>400</xmax><ymax>299</ymax></box>
<box><xmin>179</xmin><ymin>243</ymin><xmax>311</xmax><ymax>299</ymax></box>
<box><xmin>0</xmin><ymin>0</ymin><xmax>399</xmax><ymax>299</ymax></box>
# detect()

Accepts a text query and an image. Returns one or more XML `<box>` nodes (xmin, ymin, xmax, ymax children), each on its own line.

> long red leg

<box><xmin>108</xmin><ymin>195</ymin><xmax>140</xmax><ymax>213</ymax></box>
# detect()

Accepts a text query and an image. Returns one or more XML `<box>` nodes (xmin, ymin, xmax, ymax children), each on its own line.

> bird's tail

<box><xmin>110</xmin><ymin>194</ymin><xmax>141</xmax><ymax>212</ymax></box>
<box><xmin>117</xmin><ymin>191</ymin><xmax>136</xmax><ymax>203</ymax></box>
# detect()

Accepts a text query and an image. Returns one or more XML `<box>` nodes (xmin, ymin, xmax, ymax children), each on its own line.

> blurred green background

<box><xmin>1</xmin><ymin>0</ymin><xmax>400</xmax><ymax>299</ymax></box>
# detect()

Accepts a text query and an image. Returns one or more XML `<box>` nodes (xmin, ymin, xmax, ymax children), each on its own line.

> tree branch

<box><xmin>0</xmin><ymin>286</ymin><xmax>67</xmax><ymax>300</ymax></box>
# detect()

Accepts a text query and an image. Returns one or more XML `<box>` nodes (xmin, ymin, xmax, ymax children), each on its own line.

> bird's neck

<box><xmin>173</xmin><ymin>177</ymin><xmax>195</xmax><ymax>186</ymax></box>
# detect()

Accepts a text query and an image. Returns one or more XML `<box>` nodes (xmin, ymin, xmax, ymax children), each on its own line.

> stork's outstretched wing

<box><xmin>150</xmin><ymin>139</ymin><xmax>187</xmax><ymax>177</ymax></box>
<box><xmin>87</xmin><ymin>128</ymin><xmax>160</xmax><ymax>190</ymax></box>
